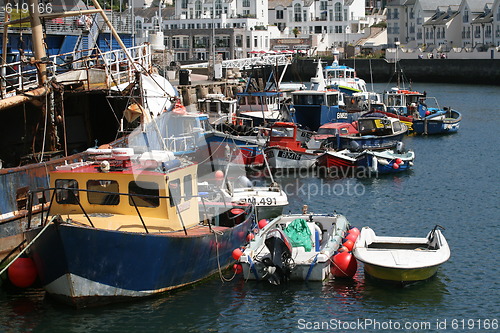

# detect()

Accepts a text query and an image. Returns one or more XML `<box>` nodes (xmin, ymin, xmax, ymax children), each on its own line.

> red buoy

<box><xmin>233</xmin><ymin>263</ymin><xmax>243</xmax><ymax>274</ymax></box>
<box><xmin>348</xmin><ymin>227</ymin><xmax>360</xmax><ymax>236</ymax></box>
<box><xmin>338</xmin><ymin>246</ymin><xmax>349</xmax><ymax>253</ymax></box>
<box><xmin>232</xmin><ymin>248</ymin><xmax>243</xmax><ymax>260</ymax></box>
<box><xmin>246</xmin><ymin>233</ymin><xmax>255</xmax><ymax>242</ymax></box>
<box><xmin>231</xmin><ymin>208</ymin><xmax>245</xmax><ymax>225</ymax></box>
<box><xmin>395</xmin><ymin>158</ymin><xmax>403</xmax><ymax>165</ymax></box>
<box><xmin>345</xmin><ymin>232</ymin><xmax>358</xmax><ymax>243</ymax></box>
<box><xmin>342</xmin><ymin>239</ymin><xmax>355</xmax><ymax>251</ymax></box>
<box><xmin>392</xmin><ymin>162</ymin><xmax>400</xmax><ymax>169</ymax></box>
<box><xmin>215</xmin><ymin>170</ymin><xmax>224</xmax><ymax>180</ymax></box>
<box><xmin>330</xmin><ymin>252</ymin><xmax>357</xmax><ymax>278</ymax></box>
<box><xmin>8</xmin><ymin>256</ymin><xmax>37</xmax><ymax>288</ymax></box>
<box><xmin>258</xmin><ymin>219</ymin><xmax>268</xmax><ymax>229</ymax></box>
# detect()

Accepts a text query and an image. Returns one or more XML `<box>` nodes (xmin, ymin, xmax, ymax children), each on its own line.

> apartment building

<box><xmin>387</xmin><ymin>0</ymin><xmax>500</xmax><ymax>50</ymax></box>
<box><xmin>134</xmin><ymin>0</ymin><xmax>381</xmax><ymax>61</ymax></box>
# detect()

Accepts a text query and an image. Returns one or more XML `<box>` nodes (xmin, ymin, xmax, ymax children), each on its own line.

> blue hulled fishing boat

<box><xmin>356</xmin><ymin>149</ymin><xmax>415</xmax><ymax>174</ymax></box>
<box><xmin>412</xmin><ymin>107</ymin><xmax>461</xmax><ymax>135</ymax></box>
<box><xmin>23</xmin><ymin>148</ymin><xmax>255</xmax><ymax>307</ymax></box>
<box><xmin>328</xmin><ymin>113</ymin><xmax>408</xmax><ymax>151</ymax></box>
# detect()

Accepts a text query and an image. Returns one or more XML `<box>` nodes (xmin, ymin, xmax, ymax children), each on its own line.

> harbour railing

<box><xmin>181</xmin><ymin>54</ymin><xmax>293</xmax><ymax>70</ymax></box>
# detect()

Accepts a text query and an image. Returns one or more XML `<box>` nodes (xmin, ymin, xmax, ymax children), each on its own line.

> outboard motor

<box><xmin>262</xmin><ymin>229</ymin><xmax>293</xmax><ymax>285</ymax></box>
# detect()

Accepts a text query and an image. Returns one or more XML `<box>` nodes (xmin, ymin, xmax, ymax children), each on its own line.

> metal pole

<box><xmin>28</xmin><ymin>0</ymin><xmax>48</xmax><ymax>85</ymax></box>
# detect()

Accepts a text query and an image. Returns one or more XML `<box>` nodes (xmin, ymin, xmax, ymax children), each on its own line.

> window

<box><xmin>135</xmin><ymin>20</ymin><xmax>142</xmax><ymax>30</ymax></box>
<box><xmin>294</xmin><ymin>4</ymin><xmax>301</xmax><ymax>22</ymax></box>
<box><xmin>243</xmin><ymin>0</ymin><xmax>250</xmax><ymax>7</ymax></box>
<box><xmin>195</xmin><ymin>0</ymin><xmax>202</xmax><ymax>18</ymax></box>
<box><xmin>485</xmin><ymin>25</ymin><xmax>492</xmax><ymax>38</ymax></box>
<box><xmin>55</xmin><ymin>179</ymin><xmax>79</xmax><ymax>204</ymax></box>
<box><xmin>87</xmin><ymin>180</ymin><xmax>120</xmax><ymax>205</ymax></box>
<box><xmin>129</xmin><ymin>181</ymin><xmax>159</xmax><ymax>208</ymax></box>
<box><xmin>168</xmin><ymin>179</ymin><xmax>181</xmax><ymax>207</ymax></box>
<box><xmin>215</xmin><ymin>0</ymin><xmax>222</xmax><ymax>17</ymax></box>
<box><xmin>276</xmin><ymin>10</ymin><xmax>284</xmax><ymax>20</ymax></box>
<box><xmin>183</xmin><ymin>175</ymin><xmax>193</xmax><ymax>201</ymax></box>
<box><xmin>463</xmin><ymin>9</ymin><xmax>469</xmax><ymax>23</ymax></box>
<box><xmin>334</xmin><ymin>2</ymin><xmax>342</xmax><ymax>21</ymax></box>
<box><xmin>181</xmin><ymin>0</ymin><xmax>187</xmax><ymax>9</ymax></box>
<box><xmin>320</xmin><ymin>1</ymin><xmax>327</xmax><ymax>11</ymax></box>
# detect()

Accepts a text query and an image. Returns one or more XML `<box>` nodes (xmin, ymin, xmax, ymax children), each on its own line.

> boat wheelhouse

<box><xmin>291</xmin><ymin>89</ymin><xmax>346</xmax><ymax>132</ymax></box>
<box><xmin>323</xmin><ymin>52</ymin><xmax>367</xmax><ymax>95</ymax></box>
<box><xmin>264</xmin><ymin>122</ymin><xmax>320</xmax><ymax>169</ymax></box>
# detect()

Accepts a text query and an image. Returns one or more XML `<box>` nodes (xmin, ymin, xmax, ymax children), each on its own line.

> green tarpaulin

<box><xmin>284</xmin><ymin>218</ymin><xmax>312</xmax><ymax>252</ymax></box>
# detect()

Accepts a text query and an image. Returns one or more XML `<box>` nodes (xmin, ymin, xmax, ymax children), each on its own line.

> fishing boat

<box><xmin>307</xmin><ymin>122</ymin><xmax>359</xmax><ymax>150</ymax></box>
<box><xmin>412</xmin><ymin>104</ymin><xmax>461</xmax><ymax>135</ymax></box>
<box><xmin>238</xmin><ymin>211</ymin><xmax>352</xmax><ymax>284</ymax></box>
<box><xmin>331</xmin><ymin>113</ymin><xmax>408</xmax><ymax>151</ymax></box>
<box><xmin>0</xmin><ymin>0</ymin><xmax>178</xmax><ymax>262</ymax></box>
<box><xmin>356</xmin><ymin>149</ymin><xmax>415</xmax><ymax>174</ymax></box>
<box><xmin>316</xmin><ymin>150</ymin><xmax>360</xmax><ymax>173</ymax></box>
<box><xmin>353</xmin><ymin>225</ymin><xmax>450</xmax><ymax>284</ymax></box>
<box><xmin>264</xmin><ymin>122</ymin><xmax>321</xmax><ymax>169</ymax></box>
<box><xmin>323</xmin><ymin>50</ymin><xmax>367</xmax><ymax>95</ymax></box>
<box><xmin>22</xmin><ymin>148</ymin><xmax>255</xmax><ymax>307</ymax></box>
<box><xmin>215</xmin><ymin>175</ymin><xmax>288</xmax><ymax>221</ymax></box>
<box><xmin>290</xmin><ymin>89</ymin><xmax>347</xmax><ymax>132</ymax></box>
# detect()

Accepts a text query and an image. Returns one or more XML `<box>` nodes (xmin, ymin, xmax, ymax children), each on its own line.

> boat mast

<box><xmin>28</xmin><ymin>0</ymin><xmax>48</xmax><ymax>85</ymax></box>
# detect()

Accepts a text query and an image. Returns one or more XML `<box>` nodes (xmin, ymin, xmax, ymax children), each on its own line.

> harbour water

<box><xmin>0</xmin><ymin>83</ymin><xmax>499</xmax><ymax>332</ymax></box>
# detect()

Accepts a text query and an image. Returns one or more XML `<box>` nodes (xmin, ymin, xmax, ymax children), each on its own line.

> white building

<box><xmin>132</xmin><ymin>0</ymin><xmax>382</xmax><ymax>61</ymax></box>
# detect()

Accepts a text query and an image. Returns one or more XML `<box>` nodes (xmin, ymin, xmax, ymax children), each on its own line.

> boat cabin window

<box><xmin>393</xmin><ymin>121</ymin><xmax>402</xmax><ymax>132</ymax></box>
<box><xmin>358</xmin><ymin>120</ymin><xmax>377</xmax><ymax>134</ymax></box>
<box><xmin>317</xmin><ymin>128</ymin><xmax>338</xmax><ymax>135</ymax></box>
<box><xmin>87</xmin><ymin>180</ymin><xmax>120</xmax><ymax>205</ymax></box>
<box><xmin>326</xmin><ymin>94</ymin><xmax>338</xmax><ymax>106</ymax></box>
<box><xmin>387</xmin><ymin>95</ymin><xmax>403</xmax><ymax>106</ymax></box>
<box><xmin>183</xmin><ymin>175</ymin><xmax>193</xmax><ymax>200</ymax></box>
<box><xmin>55</xmin><ymin>179</ymin><xmax>79</xmax><ymax>204</ymax></box>
<box><xmin>128</xmin><ymin>181</ymin><xmax>160</xmax><ymax>208</ymax></box>
<box><xmin>168</xmin><ymin>179</ymin><xmax>182</xmax><ymax>207</ymax></box>
<box><xmin>271</xmin><ymin>127</ymin><xmax>294</xmax><ymax>138</ymax></box>
<box><xmin>293</xmin><ymin>94</ymin><xmax>324</xmax><ymax>105</ymax></box>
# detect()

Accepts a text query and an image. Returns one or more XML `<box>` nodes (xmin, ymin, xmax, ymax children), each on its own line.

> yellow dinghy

<box><xmin>353</xmin><ymin>225</ymin><xmax>450</xmax><ymax>285</ymax></box>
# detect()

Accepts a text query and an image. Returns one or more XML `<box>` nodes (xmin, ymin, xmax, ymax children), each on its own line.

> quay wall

<box><xmin>283</xmin><ymin>59</ymin><xmax>500</xmax><ymax>85</ymax></box>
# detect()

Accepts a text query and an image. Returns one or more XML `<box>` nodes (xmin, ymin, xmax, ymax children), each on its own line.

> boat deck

<box><xmin>63</xmin><ymin>214</ymin><xmax>227</xmax><ymax>236</ymax></box>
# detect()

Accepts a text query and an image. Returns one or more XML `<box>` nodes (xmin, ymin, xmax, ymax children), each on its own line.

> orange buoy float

<box><xmin>8</xmin><ymin>256</ymin><xmax>37</xmax><ymax>288</ymax></box>
<box><xmin>345</xmin><ymin>232</ymin><xmax>358</xmax><ymax>243</ymax></box>
<box><xmin>232</xmin><ymin>248</ymin><xmax>243</xmax><ymax>260</ymax></box>
<box><xmin>258</xmin><ymin>219</ymin><xmax>268</xmax><ymax>229</ymax></box>
<box><xmin>348</xmin><ymin>227</ymin><xmax>360</xmax><ymax>236</ymax></box>
<box><xmin>246</xmin><ymin>233</ymin><xmax>255</xmax><ymax>242</ymax></box>
<box><xmin>214</xmin><ymin>170</ymin><xmax>224</xmax><ymax>180</ymax></box>
<box><xmin>342</xmin><ymin>238</ymin><xmax>355</xmax><ymax>251</ymax></box>
<box><xmin>338</xmin><ymin>246</ymin><xmax>349</xmax><ymax>253</ymax></box>
<box><xmin>395</xmin><ymin>158</ymin><xmax>403</xmax><ymax>165</ymax></box>
<box><xmin>233</xmin><ymin>263</ymin><xmax>243</xmax><ymax>274</ymax></box>
<box><xmin>392</xmin><ymin>162</ymin><xmax>400</xmax><ymax>169</ymax></box>
<box><xmin>331</xmin><ymin>251</ymin><xmax>357</xmax><ymax>278</ymax></box>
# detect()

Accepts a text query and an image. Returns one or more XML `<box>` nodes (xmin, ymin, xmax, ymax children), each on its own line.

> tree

<box><xmin>292</xmin><ymin>27</ymin><xmax>300</xmax><ymax>38</ymax></box>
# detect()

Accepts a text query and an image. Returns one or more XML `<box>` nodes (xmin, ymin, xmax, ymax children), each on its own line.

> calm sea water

<box><xmin>1</xmin><ymin>83</ymin><xmax>499</xmax><ymax>332</ymax></box>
